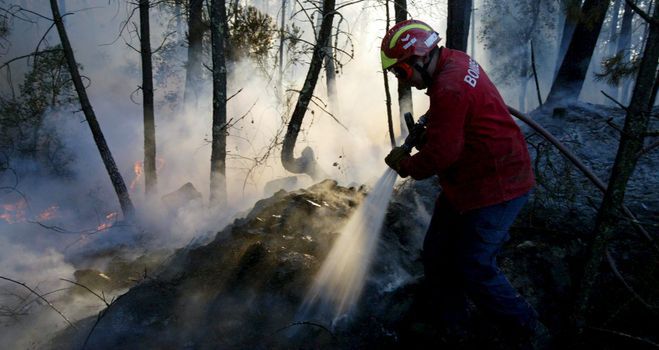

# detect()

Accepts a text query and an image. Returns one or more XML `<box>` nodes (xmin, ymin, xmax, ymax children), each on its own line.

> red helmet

<box><xmin>380</xmin><ymin>19</ymin><xmax>442</xmax><ymax>71</ymax></box>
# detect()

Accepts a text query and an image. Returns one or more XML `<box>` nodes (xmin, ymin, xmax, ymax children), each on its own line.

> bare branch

<box><xmin>605</xmin><ymin>248</ymin><xmax>659</xmax><ymax>310</ymax></box>
<box><xmin>638</xmin><ymin>139</ymin><xmax>659</xmax><ymax>157</ymax></box>
<box><xmin>60</xmin><ymin>279</ymin><xmax>110</xmax><ymax>307</ymax></box>
<box><xmin>275</xmin><ymin>321</ymin><xmax>336</xmax><ymax>338</ymax></box>
<box><xmin>152</xmin><ymin>30</ymin><xmax>177</xmax><ymax>54</ymax></box>
<box><xmin>0</xmin><ymin>276</ymin><xmax>77</xmax><ymax>330</ymax></box>
<box><xmin>624</xmin><ymin>0</ymin><xmax>659</xmax><ymax>26</ymax></box>
<box><xmin>588</xmin><ymin>326</ymin><xmax>659</xmax><ymax>348</ymax></box>
<box><xmin>0</xmin><ymin>48</ymin><xmax>62</xmax><ymax>71</ymax></box>
<box><xmin>336</xmin><ymin>0</ymin><xmax>367</xmax><ymax>10</ymax></box>
<box><xmin>601</xmin><ymin>90</ymin><xmax>629</xmax><ymax>111</ymax></box>
<box><xmin>226</xmin><ymin>88</ymin><xmax>243</xmax><ymax>102</ymax></box>
<box><xmin>100</xmin><ymin>5</ymin><xmax>140</xmax><ymax>47</ymax></box>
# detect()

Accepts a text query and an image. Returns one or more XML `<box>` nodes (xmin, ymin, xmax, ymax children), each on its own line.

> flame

<box><xmin>96</xmin><ymin>211</ymin><xmax>118</xmax><ymax>231</ymax></box>
<box><xmin>129</xmin><ymin>161</ymin><xmax>144</xmax><ymax>191</ymax></box>
<box><xmin>0</xmin><ymin>199</ymin><xmax>27</xmax><ymax>223</ymax></box>
<box><xmin>129</xmin><ymin>158</ymin><xmax>165</xmax><ymax>192</ymax></box>
<box><xmin>37</xmin><ymin>205</ymin><xmax>59</xmax><ymax>221</ymax></box>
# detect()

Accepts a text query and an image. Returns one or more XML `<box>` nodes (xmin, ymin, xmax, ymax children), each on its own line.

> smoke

<box><xmin>0</xmin><ymin>0</ymin><xmax>555</xmax><ymax>346</ymax></box>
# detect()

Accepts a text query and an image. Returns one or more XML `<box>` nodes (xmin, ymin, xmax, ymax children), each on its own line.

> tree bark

<box><xmin>394</xmin><ymin>0</ymin><xmax>412</xmax><ymax>137</ymax></box>
<box><xmin>183</xmin><ymin>0</ymin><xmax>204</xmax><ymax>109</ymax></box>
<box><xmin>574</xmin><ymin>0</ymin><xmax>659</xmax><ymax>328</ymax></box>
<box><xmin>280</xmin><ymin>0</ymin><xmax>335</xmax><ymax>179</ymax></box>
<box><xmin>546</xmin><ymin>0</ymin><xmax>610</xmax><ymax>105</ymax></box>
<box><xmin>49</xmin><ymin>0</ymin><xmax>135</xmax><ymax>220</ymax></box>
<box><xmin>139</xmin><ymin>0</ymin><xmax>157</xmax><ymax>197</ymax></box>
<box><xmin>446</xmin><ymin>0</ymin><xmax>472</xmax><ymax>52</ymax></box>
<box><xmin>210</xmin><ymin>0</ymin><xmax>228</xmax><ymax>207</ymax></box>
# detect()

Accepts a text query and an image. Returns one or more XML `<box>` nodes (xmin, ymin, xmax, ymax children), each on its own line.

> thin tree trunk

<box><xmin>210</xmin><ymin>0</ymin><xmax>228</xmax><ymax>207</ymax></box>
<box><xmin>383</xmin><ymin>0</ymin><xmax>395</xmax><ymax>147</ymax></box>
<box><xmin>139</xmin><ymin>0</ymin><xmax>157</xmax><ymax>197</ymax></box>
<box><xmin>394</xmin><ymin>0</ymin><xmax>412</xmax><ymax>137</ymax></box>
<box><xmin>280</xmin><ymin>0</ymin><xmax>335</xmax><ymax>179</ymax></box>
<box><xmin>574</xmin><ymin>0</ymin><xmax>659</xmax><ymax>328</ymax></box>
<box><xmin>49</xmin><ymin>0</ymin><xmax>135</xmax><ymax>219</ymax></box>
<box><xmin>183</xmin><ymin>0</ymin><xmax>204</xmax><ymax>109</ymax></box>
<box><xmin>278</xmin><ymin>0</ymin><xmax>287</xmax><ymax>96</ymax></box>
<box><xmin>546</xmin><ymin>0</ymin><xmax>610</xmax><ymax>105</ymax></box>
<box><xmin>446</xmin><ymin>0</ymin><xmax>472</xmax><ymax>52</ymax></box>
<box><xmin>531</xmin><ymin>40</ymin><xmax>543</xmax><ymax>107</ymax></box>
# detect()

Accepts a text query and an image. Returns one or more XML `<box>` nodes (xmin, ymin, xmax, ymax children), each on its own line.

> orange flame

<box><xmin>129</xmin><ymin>161</ymin><xmax>144</xmax><ymax>191</ymax></box>
<box><xmin>37</xmin><ymin>205</ymin><xmax>59</xmax><ymax>221</ymax></box>
<box><xmin>129</xmin><ymin>158</ymin><xmax>166</xmax><ymax>192</ymax></box>
<box><xmin>96</xmin><ymin>211</ymin><xmax>119</xmax><ymax>231</ymax></box>
<box><xmin>0</xmin><ymin>199</ymin><xmax>27</xmax><ymax>223</ymax></box>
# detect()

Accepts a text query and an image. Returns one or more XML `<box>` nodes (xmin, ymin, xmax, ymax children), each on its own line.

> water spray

<box><xmin>297</xmin><ymin>113</ymin><xmax>427</xmax><ymax>326</ymax></box>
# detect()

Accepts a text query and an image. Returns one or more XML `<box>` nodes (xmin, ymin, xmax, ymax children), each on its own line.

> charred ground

<box><xmin>44</xmin><ymin>103</ymin><xmax>658</xmax><ymax>349</ymax></box>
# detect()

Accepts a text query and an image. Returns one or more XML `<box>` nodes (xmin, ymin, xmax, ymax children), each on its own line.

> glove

<box><xmin>385</xmin><ymin>146</ymin><xmax>410</xmax><ymax>173</ymax></box>
<box><xmin>415</xmin><ymin>127</ymin><xmax>428</xmax><ymax>151</ymax></box>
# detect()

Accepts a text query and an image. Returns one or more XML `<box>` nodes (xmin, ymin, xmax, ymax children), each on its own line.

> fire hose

<box><xmin>507</xmin><ymin>106</ymin><xmax>654</xmax><ymax>246</ymax></box>
<box><xmin>400</xmin><ymin>108</ymin><xmax>654</xmax><ymax>246</ymax></box>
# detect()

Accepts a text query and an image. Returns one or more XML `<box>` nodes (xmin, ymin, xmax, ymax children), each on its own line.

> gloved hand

<box><xmin>415</xmin><ymin>127</ymin><xmax>428</xmax><ymax>151</ymax></box>
<box><xmin>385</xmin><ymin>146</ymin><xmax>410</xmax><ymax>173</ymax></box>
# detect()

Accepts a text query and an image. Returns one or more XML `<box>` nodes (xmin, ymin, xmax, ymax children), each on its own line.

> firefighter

<box><xmin>382</xmin><ymin>19</ymin><xmax>549</xmax><ymax>346</ymax></box>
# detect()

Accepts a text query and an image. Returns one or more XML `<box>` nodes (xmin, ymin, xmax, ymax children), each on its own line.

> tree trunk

<box><xmin>446</xmin><ymin>0</ymin><xmax>472</xmax><ymax>52</ymax></box>
<box><xmin>280</xmin><ymin>0</ymin><xmax>335</xmax><ymax>179</ymax></box>
<box><xmin>617</xmin><ymin>0</ymin><xmax>635</xmax><ymax>103</ymax></box>
<box><xmin>383</xmin><ymin>0</ymin><xmax>395</xmax><ymax>147</ymax></box>
<box><xmin>210</xmin><ymin>0</ymin><xmax>228</xmax><ymax>207</ymax></box>
<box><xmin>394</xmin><ymin>0</ymin><xmax>413</xmax><ymax>137</ymax></box>
<box><xmin>574</xmin><ymin>0</ymin><xmax>659</xmax><ymax>328</ymax></box>
<box><xmin>49</xmin><ymin>0</ymin><xmax>135</xmax><ymax>220</ymax></box>
<box><xmin>139</xmin><ymin>0</ymin><xmax>157</xmax><ymax>197</ymax></box>
<box><xmin>278</xmin><ymin>0</ymin><xmax>287</xmax><ymax>96</ymax></box>
<box><xmin>546</xmin><ymin>0</ymin><xmax>610</xmax><ymax>105</ymax></box>
<box><xmin>183</xmin><ymin>0</ymin><xmax>204</xmax><ymax>109</ymax></box>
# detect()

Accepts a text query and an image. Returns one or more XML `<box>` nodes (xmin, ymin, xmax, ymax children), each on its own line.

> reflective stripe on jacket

<box><xmin>398</xmin><ymin>48</ymin><xmax>535</xmax><ymax>212</ymax></box>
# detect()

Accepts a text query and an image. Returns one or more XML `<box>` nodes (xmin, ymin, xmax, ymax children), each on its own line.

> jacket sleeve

<box><xmin>398</xmin><ymin>88</ymin><xmax>469</xmax><ymax>180</ymax></box>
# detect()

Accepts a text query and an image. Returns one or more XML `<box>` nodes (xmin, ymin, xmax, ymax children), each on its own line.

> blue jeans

<box><xmin>421</xmin><ymin>192</ymin><xmax>537</xmax><ymax>331</ymax></box>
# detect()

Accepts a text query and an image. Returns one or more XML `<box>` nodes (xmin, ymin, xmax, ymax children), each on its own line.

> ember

<box><xmin>0</xmin><ymin>199</ymin><xmax>27</xmax><ymax>223</ymax></box>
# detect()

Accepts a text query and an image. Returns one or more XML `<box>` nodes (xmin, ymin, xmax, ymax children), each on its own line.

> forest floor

<box><xmin>41</xmin><ymin>102</ymin><xmax>659</xmax><ymax>349</ymax></box>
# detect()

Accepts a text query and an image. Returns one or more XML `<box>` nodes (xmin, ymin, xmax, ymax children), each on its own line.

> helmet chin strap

<box><xmin>412</xmin><ymin>47</ymin><xmax>439</xmax><ymax>88</ymax></box>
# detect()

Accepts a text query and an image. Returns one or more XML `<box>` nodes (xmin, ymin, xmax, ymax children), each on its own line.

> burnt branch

<box><xmin>601</xmin><ymin>90</ymin><xmax>629</xmax><ymax>111</ymax></box>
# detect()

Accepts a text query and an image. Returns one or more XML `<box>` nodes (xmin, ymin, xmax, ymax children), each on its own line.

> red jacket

<box><xmin>399</xmin><ymin>48</ymin><xmax>534</xmax><ymax>212</ymax></box>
